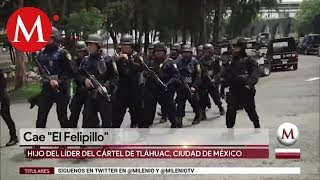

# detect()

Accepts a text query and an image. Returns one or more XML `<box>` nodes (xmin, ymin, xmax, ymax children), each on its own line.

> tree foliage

<box><xmin>226</xmin><ymin>0</ymin><xmax>278</xmax><ymax>39</ymax></box>
<box><xmin>295</xmin><ymin>0</ymin><xmax>320</xmax><ymax>34</ymax></box>
<box><xmin>66</xmin><ymin>7</ymin><xmax>105</xmax><ymax>37</ymax></box>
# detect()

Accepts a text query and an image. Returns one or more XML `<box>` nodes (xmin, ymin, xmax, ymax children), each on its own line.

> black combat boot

<box><xmin>253</xmin><ymin>121</ymin><xmax>261</xmax><ymax>128</ymax></box>
<box><xmin>6</xmin><ymin>136</ymin><xmax>18</xmax><ymax>146</ymax></box>
<box><xmin>219</xmin><ymin>105</ymin><xmax>225</xmax><ymax>115</ymax></box>
<box><xmin>160</xmin><ymin>117</ymin><xmax>167</xmax><ymax>123</ymax></box>
<box><xmin>170</xmin><ymin>123</ymin><xmax>177</xmax><ymax>128</ymax></box>
<box><xmin>176</xmin><ymin>117</ymin><xmax>183</xmax><ymax>128</ymax></box>
<box><xmin>130</xmin><ymin>123</ymin><xmax>138</xmax><ymax>128</ymax></box>
<box><xmin>200</xmin><ymin>110</ymin><xmax>207</xmax><ymax>120</ymax></box>
<box><xmin>192</xmin><ymin>113</ymin><xmax>200</xmax><ymax>125</ymax></box>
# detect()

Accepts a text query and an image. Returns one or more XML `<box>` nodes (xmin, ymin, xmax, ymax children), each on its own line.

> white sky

<box><xmin>280</xmin><ymin>0</ymin><xmax>302</xmax><ymax>2</ymax></box>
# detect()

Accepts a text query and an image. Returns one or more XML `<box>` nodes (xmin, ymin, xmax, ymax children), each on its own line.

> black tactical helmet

<box><xmin>75</xmin><ymin>41</ymin><xmax>87</xmax><ymax>51</ymax></box>
<box><xmin>51</xmin><ymin>26</ymin><xmax>61</xmax><ymax>41</ymax></box>
<box><xmin>181</xmin><ymin>44</ymin><xmax>193</xmax><ymax>53</ymax></box>
<box><xmin>154</xmin><ymin>42</ymin><xmax>167</xmax><ymax>52</ymax></box>
<box><xmin>148</xmin><ymin>43</ymin><xmax>154</xmax><ymax>49</ymax></box>
<box><xmin>171</xmin><ymin>43</ymin><xmax>181</xmax><ymax>50</ymax></box>
<box><xmin>233</xmin><ymin>39</ymin><xmax>247</xmax><ymax>56</ymax></box>
<box><xmin>86</xmin><ymin>34</ymin><xmax>103</xmax><ymax>48</ymax></box>
<box><xmin>120</xmin><ymin>34</ymin><xmax>134</xmax><ymax>45</ymax></box>
<box><xmin>196</xmin><ymin>45</ymin><xmax>203</xmax><ymax>51</ymax></box>
<box><xmin>203</xmin><ymin>43</ymin><xmax>214</xmax><ymax>51</ymax></box>
<box><xmin>235</xmin><ymin>38</ymin><xmax>247</xmax><ymax>49</ymax></box>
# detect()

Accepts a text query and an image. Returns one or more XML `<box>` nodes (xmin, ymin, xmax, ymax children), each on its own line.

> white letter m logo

<box><xmin>12</xmin><ymin>15</ymin><xmax>47</xmax><ymax>43</ymax></box>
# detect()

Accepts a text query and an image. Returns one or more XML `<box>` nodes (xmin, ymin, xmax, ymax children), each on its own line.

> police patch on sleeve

<box><xmin>49</xmin><ymin>60</ymin><xmax>53</xmax><ymax>67</ymax></box>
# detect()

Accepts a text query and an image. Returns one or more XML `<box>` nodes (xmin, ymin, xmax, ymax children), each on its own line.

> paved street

<box><xmin>1</xmin><ymin>55</ymin><xmax>319</xmax><ymax>180</ymax></box>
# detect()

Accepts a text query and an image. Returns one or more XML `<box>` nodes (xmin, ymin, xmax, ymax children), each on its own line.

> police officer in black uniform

<box><xmin>144</xmin><ymin>43</ymin><xmax>155</xmax><ymax>64</ymax></box>
<box><xmin>157</xmin><ymin>43</ymin><xmax>181</xmax><ymax>122</ymax></box>
<box><xmin>199</xmin><ymin>43</ymin><xmax>225</xmax><ymax>120</ymax></box>
<box><xmin>76</xmin><ymin>34</ymin><xmax>118</xmax><ymax>128</ymax></box>
<box><xmin>220</xmin><ymin>40</ymin><xmax>261</xmax><ymax>128</ymax></box>
<box><xmin>0</xmin><ymin>68</ymin><xmax>18</xmax><ymax>146</ymax></box>
<box><xmin>170</xmin><ymin>43</ymin><xmax>182</xmax><ymax>61</ymax></box>
<box><xmin>143</xmin><ymin>42</ymin><xmax>181</xmax><ymax>128</ymax></box>
<box><xmin>68</xmin><ymin>41</ymin><xmax>89</xmax><ymax>128</ymax></box>
<box><xmin>196</xmin><ymin>45</ymin><xmax>204</xmax><ymax>60</ymax></box>
<box><xmin>35</xmin><ymin>26</ymin><xmax>72</xmax><ymax>129</ymax></box>
<box><xmin>176</xmin><ymin>44</ymin><xmax>202</xmax><ymax>127</ymax></box>
<box><xmin>112</xmin><ymin>34</ymin><xmax>144</xmax><ymax>128</ymax></box>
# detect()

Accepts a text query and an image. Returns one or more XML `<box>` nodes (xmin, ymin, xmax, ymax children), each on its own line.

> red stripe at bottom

<box><xmin>275</xmin><ymin>153</ymin><xmax>300</xmax><ymax>159</ymax></box>
<box><xmin>20</xmin><ymin>167</ymin><xmax>54</xmax><ymax>174</ymax></box>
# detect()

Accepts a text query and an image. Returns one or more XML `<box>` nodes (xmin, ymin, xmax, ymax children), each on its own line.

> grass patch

<box><xmin>9</xmin><ymin>81</ymin><xmax>77</xmax><ymax>101</ymax></box>
<box><xmin>10</xmin><ymin>83</ymin><xmax>41</xmax><ymax>100</ymax></box>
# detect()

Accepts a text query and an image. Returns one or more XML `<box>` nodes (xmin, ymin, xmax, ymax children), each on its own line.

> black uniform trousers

<box><xmin>36</xmin><ymin>90</ymin><xmax>70</xmax><ymax>128</ymax></box>
<box><xmin>68</xmin><ymin>89</ymin><xmax>87</xmax><ymax>128</ymax></box>
<box><xmin>112</xmin><ymin>86</ymin><xmax>143</xmax><ymax>128</ymax></box>
<box><xmin>176</xmin><ymin>85</ymin><xmax>200</xmax><ymax>118</ymax></box>
<box><xmin>0</xmin><ymin>93</ymin><xmax>17</xmax><ymax>138</ymax></box>
<box><xmin>199</xmin><ymin>76</ymin><xmax>222</xmax><ymax>110</ymax></box>
<box><xmin>82</xmin><ymin>93</ymin><xmax>112</xmax><ymax>128</ymax></box>
<box><xmin>144</xmin><ymin>87</ymin><xmax>177</xmax><ymax>127</ymax></box>
<box><xmin>226</xmin><ymin>86</ymin><xmax>259</xmax><ymax>128</ymax></box>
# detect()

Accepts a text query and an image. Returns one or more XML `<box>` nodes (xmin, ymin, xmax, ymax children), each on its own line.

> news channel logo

<box><xmin>277</xmin><ymin>122</ymin><xmax>299</xmax><ymax>146</ymax></box>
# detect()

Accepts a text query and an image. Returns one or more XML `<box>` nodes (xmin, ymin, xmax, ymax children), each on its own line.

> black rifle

<box><xmin>199</xmin><ymin>61</ymin><xmax>217</xmax><ymax>86</ymax></box>
<box><xmin>83</xmin><ymin>68</ymin><xmax>111</xmax><ymax>102</ymax></box>
<box><xmin>33</xmin><ymin>58</ymin><xmax>59</xmax><ymax>92</ymax></box>
<box><xmin>142</xmin><ymin>62</ymin><xmax>167</xmax><ymax>92</ymax></box>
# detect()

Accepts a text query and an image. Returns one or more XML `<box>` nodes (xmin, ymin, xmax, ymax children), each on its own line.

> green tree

<box><xmin>67</xmin><ymin>7</ymin><xmax>105</xmax><ymax>37</ymax></box>
<box><xmin>103</xmin><ymin>0</ymin><xmax>133</xmax><ymax>45</ymax></box>
<box><xmin>295</xmin><ymin>0</ymin><xmax>320</xmax><ymax>35</ymax></box>
<box><xmin>226</xmin><ymin>0</ymin><xmax>278</xmax><ymax>39</ymax></box>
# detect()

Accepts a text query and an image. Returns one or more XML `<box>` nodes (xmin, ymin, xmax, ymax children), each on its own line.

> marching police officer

<box><xmin>144</xmin><ymin>43</ymin><xmax>155</xmax><ymax>64</ymax></box>
<box><xmin>35</xmin><ymin>26</ymin><xmax>72</xmax><ymax>129</ymax></box>
<box><xmin>220</xmin><ymin>40</ymin><xmax>261</xmax><ymax>128</ymax></box>
<box><xmin>176</xmin><ymin>44</ymin><xmax>202</xmax><ymax>127</ymax></box>
<box><xmin>199</xmin><ymin>43</ymin><xmax>225</xmax><ymax>120</ymax></box>
<box><xmin>0</xmin><ymin>68</ymin><xmax>18</xmax><ymax>146</ymax></box>
<box><xmin>157</xmin><ymin>43</ymin><xmax>181</xmax><ymax>122</ymax></box>
<box><xmin>68</xmin><ymin>41</ymin><xmax>89</xmax><ymax>128</ymax></box>
<box><xmin>75</xmin><ymin>34</ymin><xmax>118</xmax><ymax>128</ymax></box>
<box><xmin>143</xmin><ymin>42</ymin><xmax>181</xmax><ymax>128</ymax></box>
<box><xmin>196</xmin><ymin>45</ymin><xmax>204</xmax><ymax>59</ymax></box>
<box><xmin>112</xmin><ymin>34</ymin><xmax>144</xmax><ymax>128</ymax></box>
<box><xmin>170</xmin><ymin>43</ymin><xmax>182</xmax><ymax>61</ymax></box>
